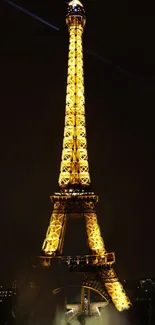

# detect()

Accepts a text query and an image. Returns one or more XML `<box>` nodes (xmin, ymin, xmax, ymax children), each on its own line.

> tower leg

<box><xmin>100</xmin><ymin>268</ymin><xmax>131</xmax><ymax>311</ymax></box>
<box><xmin>84</xmin><ymin>201</ymin><xmax>106</xmax><ymax>256</ymax></box>
<box><xmin>42</xmin><ymin>201</ymin><xmax>66</xmax><ymax>255</ymax></box>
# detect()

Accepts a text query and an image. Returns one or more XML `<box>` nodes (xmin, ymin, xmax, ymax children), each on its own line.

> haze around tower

<box><xmin>53</xmin><ymin>305</ymin><xmax>131</xmax><ymax>325</ymax></box>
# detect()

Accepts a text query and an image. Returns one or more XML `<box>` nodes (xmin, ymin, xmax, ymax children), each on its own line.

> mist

<box><xmin>53</xmin><ymin>304</ymin><xmax>132</xmax><ymax>325</ymax></box>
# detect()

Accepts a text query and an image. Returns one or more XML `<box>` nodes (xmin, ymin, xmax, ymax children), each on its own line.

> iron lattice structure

<box><xmin>42</xmin><ymin>0</ymin><xmax>131</xmax><ymax>313</ymax></box>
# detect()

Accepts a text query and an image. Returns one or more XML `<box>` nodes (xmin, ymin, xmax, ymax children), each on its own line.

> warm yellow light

<box><xmin>69</xmin><ymin>0</ymin><xmax>83</xmax><ymax>7</ymax></box>
<box><xmin>59</xmin><ymin>10</ymin><xmax>90</xmax><ymax>188</ymax></box>
<box><xmin>105</xmin><ymin>280</ymin><xmax>131</xmax><ymax>311</ymax></box>
<box><xmin>84</xmin><ymin>201</ymin><xmax>106</xmax><ymax>256</ymax></box>
<box><xmin>42</xmin><ymin>0</ymin><xmax>132</xmax><ymax>313</ymax></box>
<box><xmin>102</xmin><ymin>268</ymin><xmax>132</xmax><ymax>311</ymax></box>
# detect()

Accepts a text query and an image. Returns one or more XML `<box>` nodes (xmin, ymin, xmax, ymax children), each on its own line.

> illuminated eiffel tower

<box><xmin>42</xmin><ymin>0</ymin><xmax>131</xmax><ymax>314</ymax></box>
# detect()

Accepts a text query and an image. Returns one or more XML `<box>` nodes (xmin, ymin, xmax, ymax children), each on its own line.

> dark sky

<box><xmin>0</xmin><ymin>0</ymin><xmax>155</xmax><ymax>287</ymax></box>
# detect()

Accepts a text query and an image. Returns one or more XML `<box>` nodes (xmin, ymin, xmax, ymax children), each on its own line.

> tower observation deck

<box><xmin>41</xmin><ymin>0</ymin><xmax>132</xmax><ymax>313</ymax></box>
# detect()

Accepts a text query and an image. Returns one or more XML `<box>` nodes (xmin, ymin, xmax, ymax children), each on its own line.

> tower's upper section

<box><xmin>59</xmin><ymin>0</ymin><xmax>90</xmax><ymax>189</ymax></box>
<box><xmin>66</xmin><ymin>0</ymin><xmax>86</xmax><ymax>27</ymax></box>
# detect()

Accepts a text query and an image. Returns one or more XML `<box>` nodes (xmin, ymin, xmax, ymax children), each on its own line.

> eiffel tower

<box><xmin>41</xmin><ymin>0</ymin><xmax>131</xmax><ymax>314</ymax></box>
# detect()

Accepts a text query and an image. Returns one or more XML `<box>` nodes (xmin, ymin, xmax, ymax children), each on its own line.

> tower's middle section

<box><xmin>59</xmin><ymin>2</ymin><xmax>90</xmax><ymax>188</ymax></box>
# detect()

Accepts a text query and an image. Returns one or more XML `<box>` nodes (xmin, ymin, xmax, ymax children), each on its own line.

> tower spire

<box><xmin>59</xmin><ymin>0</ymin><xmax>90</xmax><ymax>189</ymax></box>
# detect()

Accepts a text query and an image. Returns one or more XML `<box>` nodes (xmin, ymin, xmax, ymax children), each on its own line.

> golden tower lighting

<box><xmin>59</xmin><ymin>0</ymin><xmax>90</xmax><ymax>188</ymax></box>
<box><xmin>42</xmin><ymin>0</ymin><xmax>131</xmax><ymax>312</ymax></box>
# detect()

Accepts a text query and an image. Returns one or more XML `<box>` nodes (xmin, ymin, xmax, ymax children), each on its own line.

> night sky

<box><xmin>0</xmin><ymin>0</ymin><xmax>155</xmax><ymax>287</ymax></box>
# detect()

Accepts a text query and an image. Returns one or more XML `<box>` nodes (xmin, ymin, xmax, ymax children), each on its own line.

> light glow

<box><xmin>59</xmin><ymin>7</ymin><xmax>90</xmax><ymax>187</ymax></box>
<box><xmin>42</xmin><ymin>0</ymin><xmax>132</xmax><ymax>313</ymax></box>
<box><xmin>42</xmin><ymin>200</ymin><xmax>66</xmax><ymax>255</ymax></box>
<box><xmin>101</xmin><ymin>268</ymin><xmax>131</xmax><ymax>311</ymax></box>
<box><xmin>84</xmin><ymin>201</ymin><xmax>106</xmax><ymax>256</ymax></box>
<box><xmin>69</xmin><ymin>0</ymin><xmax>83</xmax><ymax>7</ymax></box>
